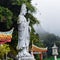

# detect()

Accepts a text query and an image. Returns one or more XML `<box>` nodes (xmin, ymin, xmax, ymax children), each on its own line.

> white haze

<box><xmin>32</xmin><ymin>0</ymin><xmax>60</xmax><ymax>36</ymax></box>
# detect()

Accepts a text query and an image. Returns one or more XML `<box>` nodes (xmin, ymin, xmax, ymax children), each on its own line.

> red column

<box><xmin>40</xmin><ymin>53</ymin><xmax>43</xmax><ymax>60</ymax></box>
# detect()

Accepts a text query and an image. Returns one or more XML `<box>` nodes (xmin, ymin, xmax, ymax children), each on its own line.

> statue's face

<box><xmin>21</xmin><ymin>4</ymin><xmax>27</xmax><ymax>15</ymax></box>
<box><xmin>22</xmin><ymin>8</ymin><xmax>27</xmax><ymax>15</ymax></box>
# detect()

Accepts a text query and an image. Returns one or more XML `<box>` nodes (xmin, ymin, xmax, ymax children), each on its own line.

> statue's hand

<box><xmin>28</xmin><ymin>18</ymin><xmax>30</xmax><ymax>24</ymax></box>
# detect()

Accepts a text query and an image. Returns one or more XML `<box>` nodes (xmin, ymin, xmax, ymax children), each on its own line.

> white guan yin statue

<box><xmin>17</xmin><ymin>3</ymin><xmax>35</xmax><ymax>60</ymax></box>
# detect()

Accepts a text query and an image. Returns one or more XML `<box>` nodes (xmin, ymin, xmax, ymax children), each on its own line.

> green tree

<box><xmin>0</xmin><ymin>0</ymin><xmax>43</xmax><ymax>59</ymax></box>
<box><xmin>0</xmin><ymin>0</ymin><xmax>38</xmax><ymax>45</ymax></box>
<box><xmin>0</xmin><ymin>44</ymin><xmax>10</xmax><ymax>59</ymax></box>
<box><xmin>43</xmin><ymin>33</ymin><xmax>60</xmax><ymax>57</ymax></box>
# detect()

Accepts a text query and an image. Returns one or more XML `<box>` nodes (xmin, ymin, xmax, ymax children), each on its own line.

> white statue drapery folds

<box><xmin>17</xmin><ymin>3</ymin><xmax>35</xmax><ymax>60</ymax></box>
<box><xmin>17</xmin><ymin>4</ymin><xmax>31</xmax><ymax>51</ymax></box>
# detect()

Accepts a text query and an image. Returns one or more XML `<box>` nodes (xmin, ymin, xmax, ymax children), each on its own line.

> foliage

<box><xmin>43</xmin><ymin>57</ymin><xmax>60</xmax><ymax>60</ymax></box>
<box><xmin>34</xmin><ymin>54</ymin><xmax>40</xmax><ymax>60</ymax></box>
<box><xmin>11</xmin><ymin>0</ymin><xmax>35</xmax><ymax>12</ymax></box>
<box><xmin>30</xmin><ymin>32</ymin><xmax>44</xmax><ymax>48</ymax></box>
<box><xmin>30</xmin><ymin>27</ymin><xmax>44</xmax><ymax>60</ymax></box>
<box><xmin>8</xmin><ymin>58</ymin><xmax>13</xmax><ymax>60</ymax></box>
<box><xmin>0</xmin><ymin>6</ymin><xmax>13</xmax><ymax>28</ymax></box>
<box><xmin>0</xmin><ymin>44</ymin><xmax>10</xmax><ymax>58</ymax></box>
<box><xmin>42</xmin><ymin>34</ymin><xmax>60</xmax><ymax>47</ymax></box>
<box><xmin>0</xmin><ymin>0</ymin><xmax>39</xmax><ymax>32</ymax></box>
<box><xmin>43</xmin><ymin>56</ymin><xmax>54</xmax><ymax>60</ymax></box>
<box><xmin>0</xmin><ymin>0</ymin><xmax>41</xmax><ymax>59</ymax></box>
<box><xmin>26</xmin><ymin>13</ymin><xmax>39</xmax><ymax>26</ymax></box>
<box><xmin>0</xmin><ymin>0</ymin><xmax>39</xmax><ymax>29</ymax></box>
<box><xmin>42</xmin><ymin>33</ymin><xmax>60</xmax><ymax>56</ymax></box>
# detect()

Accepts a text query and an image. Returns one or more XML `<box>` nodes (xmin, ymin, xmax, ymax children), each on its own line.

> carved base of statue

<box><xmin>18</xmin><ymin>55</ymin><xmax>35</xmax><ymax>60</ymax></box>
<box><xmin>17</xmin><ymin>48</ymin><xmax>35</xmax><ymax>60</ymax></box>
<box><xmin>18</xmin><ymin>54</ymin><xmax>35</xmax><ymax>60</ymax></box>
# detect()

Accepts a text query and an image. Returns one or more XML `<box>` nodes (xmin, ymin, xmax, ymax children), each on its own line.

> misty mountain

<box><xmin>33</xmin><ymin>24</ymin><xmax>49</xmax><ymax>38</ymax></box>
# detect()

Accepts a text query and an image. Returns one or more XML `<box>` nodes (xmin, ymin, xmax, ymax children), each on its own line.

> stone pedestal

<box><xmin>17</xmin><ymin>49</ymin><xmax>35</xmax><ymax>60</ymax></box>
<box><xmin>18</xmin><ymin>55</ymin><xmax>35</xmax><ymax>60</ymax></box>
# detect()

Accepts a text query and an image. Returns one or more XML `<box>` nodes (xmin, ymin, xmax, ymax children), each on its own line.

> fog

<box><xmin>32</xmin><ymin>0</ymin><xmax>60</xmax><ymax>36</ymax></box>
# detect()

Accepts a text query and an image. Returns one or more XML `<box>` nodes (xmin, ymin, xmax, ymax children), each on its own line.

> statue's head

<box><xmin>17</xmin><ymin>4</ymin><xmax>27</xmax><ymax>24</ymax></box>
<box><xmin>20</xmin><ymin>4</ymin><xmax>27</xmax><ymax>15</ymax></box>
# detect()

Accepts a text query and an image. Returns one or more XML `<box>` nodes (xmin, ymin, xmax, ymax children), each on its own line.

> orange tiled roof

<box><xmin>31</xmin><ymin>44</ymin><xmax>47</xmax><ymax>52</ymax></box>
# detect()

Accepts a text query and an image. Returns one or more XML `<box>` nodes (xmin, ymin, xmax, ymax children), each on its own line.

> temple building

<box><xmin>31</xmin><ymin>44</ymin><xmax>48</xmax><ymax>60</ymax></box>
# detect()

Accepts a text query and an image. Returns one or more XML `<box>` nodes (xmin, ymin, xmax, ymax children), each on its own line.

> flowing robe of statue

<box><xmin>18</xmin><ymin>15</ymin><xmax>30</xmax><ymax>50</ymax></box>
<box><xmin>17</xmin><ymin>4</ymin><xmax>31</xmax><ymax>53</ymax></box>
<box><xmin>17</xmin><ymin>4</ymin><xmax>35</xmax><ymax>60</ymax></box>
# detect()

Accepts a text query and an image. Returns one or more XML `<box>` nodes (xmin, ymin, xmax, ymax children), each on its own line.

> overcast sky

<box><xmin>32</xmin><ymin>0</ymin><xmax>60</xmax><ymax>36</ymax></box>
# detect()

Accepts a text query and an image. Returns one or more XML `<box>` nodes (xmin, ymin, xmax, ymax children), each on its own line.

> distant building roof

<box><xmin>31</xmin><ymin>44</ymin><xmax>47</xmax><ymax>52</ymax></box>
